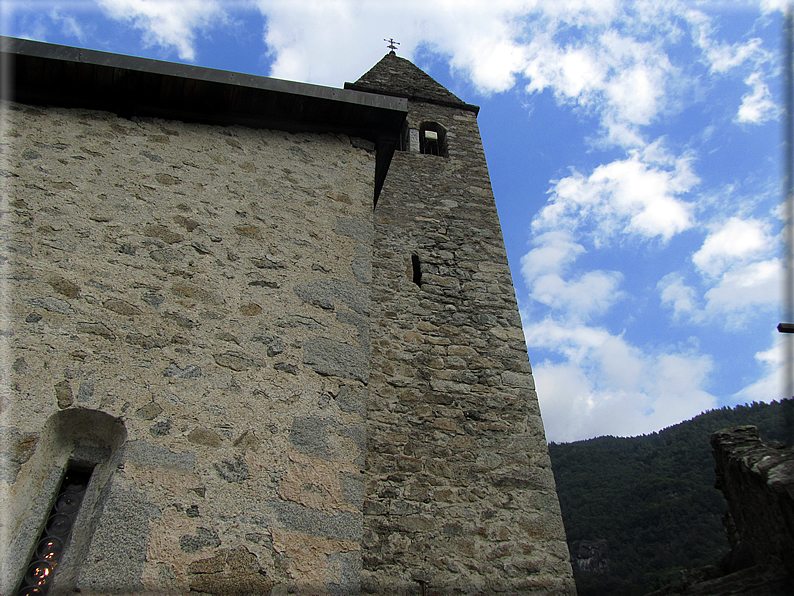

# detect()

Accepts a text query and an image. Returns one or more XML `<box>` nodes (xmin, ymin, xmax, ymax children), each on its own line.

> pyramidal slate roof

<box><xmin>345</xmin><ymin>51</ymin><xmax>478</xmax><ymax>113</ymax></box>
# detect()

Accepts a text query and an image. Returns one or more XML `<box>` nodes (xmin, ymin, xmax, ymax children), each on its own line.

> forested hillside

<box><xmin>548</xmin><ymin>400</ymin><xmax>793</xmax><ymax>596</ymax></box>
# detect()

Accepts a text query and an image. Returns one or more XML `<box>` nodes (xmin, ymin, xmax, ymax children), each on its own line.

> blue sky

<box><xmin>3</xmin><ymin>0</ymin><xmax>788</xmax><ymax>442</ymax></box>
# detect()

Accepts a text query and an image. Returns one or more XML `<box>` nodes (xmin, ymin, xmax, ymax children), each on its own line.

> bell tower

<box><xmin>347</xmin><ymin>53</ymin><xmax>576</xmax><ymax>594</ymax></box>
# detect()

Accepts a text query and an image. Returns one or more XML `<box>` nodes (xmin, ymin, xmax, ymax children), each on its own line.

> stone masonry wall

<box><xmin>711</xmin><ymin>426</ymin><xmax>794</xmax><ymax>572</ymax></box>
<box><xmin>363</xmin><ymin>99</ymin><xmax>576</xmax><ymax>595</ymax></box>
<box><xmin>1</xmin><ymin>101</ymin><xmax>375</xmax><ymax>595</ymax></box>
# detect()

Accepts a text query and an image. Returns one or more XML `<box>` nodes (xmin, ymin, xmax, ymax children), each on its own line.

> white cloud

<box><xmin>731</xmin><ymin>334</ymin><xmax>785</xmax><ymax>404</ymax></box>
<box><xmin>520</xmin><ymin>231</ymin><xmax>584</xmax><ymax>279</ymax></box>
<box><xmin>96</xmin><ymin>0</ymin><xmax>226</xmax><ymax>60</ymax></box>
<box><xmin>462</xmin><ymin>38</ymin><xmax>527</xmax><ymax>93</ymax></box>
<box><xmin>530</xmin><ymin>270</ymin><xmax>624</xmax><ymax>319</ymax></box>
<box><xmin>703</xmin><ymin>258</ymin><xmax>780</xmax><ymax>319</ymax></box>
<box><xmin>49</xmin><ymin>8</ymin><xmax>88</xmax><ymax>43</ymax></box>
<box><xmin>693</xmin><ymin>217</ymin><xmax>773</xmax><ymax>277</ymax></box>
<box><xmin>659</xmin><ymin>217</ymin><xmax>779</xmax><ymax>327</ymax></box>
<box><xmin>521</xmin><ymin>231</ymin><xmax>623</xmax><ymax>320</ymax></box>
<box><xmin>599</xmin><ymin>31</ymin><xmax>670</xmax><ymax>126</ymax></box>
<box><xmin>736</xmin><ymin>72</ymin><xmax>777</xmax><ymax>124</ymax></box>
<box><xmin>690</xmin><ymin>11</ymin><xmax>765</xmax><ymax>74</ymax></box>
<box><xmin>658</xmin><ymin>272</ymin><xmax>699</xmax><ymax>319</ymax></box>
<box><xmin>525</xmin><ymin>318</ymin><xmax>716</xmax><ymax>442</ymax></box>
<box><xmin>659</xmin><ymin>259</ymin><xmax>780</xmax><ymax>327</ymax></box>
<box><xmin>522</xmin><ymin>39</ymin><xmax>605</xmax><ymax>100</ymax></box>
<box><xmin>534</xmin><ymin>149</ymin><xmax>698</xmax><ymax>243</ymax></box>
<box><xmin>255</xmin><ymin>1</ymin><xmax>541</xmax><ymax>89</ymax></box>
<box><xmin>707</xmin><ymin>39</ymin><xmax>764</xmax><ymax>74</ymax></box>
<box><xmin>687</xmin><ymin>11</ymin><xmax>775</xmax><ymax>124</ymax></box>
<box><xmin>521</xmin><ymin>27</ymin><xmax>675</xmax><ymax>145</ymax></box>
<box><xmin>760</xmin><ymin>0</ymin><xmax>790</xmax><ymax>14</ymax></box>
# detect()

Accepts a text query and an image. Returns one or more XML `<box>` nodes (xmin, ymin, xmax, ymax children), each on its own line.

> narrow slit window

<box><xmin>17</xmin><ymin>464</ymin><xmax>93</xmax><ymax>596</ymax></box>
<box><xmin>412</xmin><ymin>254</ymin><xmax>422</xmax><ymax>287</ymax></box>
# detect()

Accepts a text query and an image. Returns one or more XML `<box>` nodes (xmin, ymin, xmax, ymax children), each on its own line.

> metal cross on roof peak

<box><xmin>384</xmin><ymin>38</ymin><xmax>400</xmax><ymax>52</ymax></box>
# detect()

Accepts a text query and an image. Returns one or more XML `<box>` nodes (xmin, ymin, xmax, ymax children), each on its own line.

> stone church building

<box><xmin>0</xmin><ymin>37</ymin><xmax>575</xmax><ymax>595</ymax></box>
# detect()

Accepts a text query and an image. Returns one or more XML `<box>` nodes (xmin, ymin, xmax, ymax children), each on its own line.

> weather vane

<box><xmin>384</xmin><ymin>38</ymin><xmax>400</xmax><ymax>52</ymax></box>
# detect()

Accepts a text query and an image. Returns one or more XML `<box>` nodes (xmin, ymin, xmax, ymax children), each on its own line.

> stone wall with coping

<box><xmin>363</xmin><ymin>99</ymin><xmax>576</xmax><ymax>595</ymax></box>
<box><xmin>711</xmin><ymin>426</ymin><xmax>794</xmax><ymax>571</ymax></box>
<box><xmin>1</xmin><ymin>101</ymin><xmax>375</xmax><ymax>594</ymax></box>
